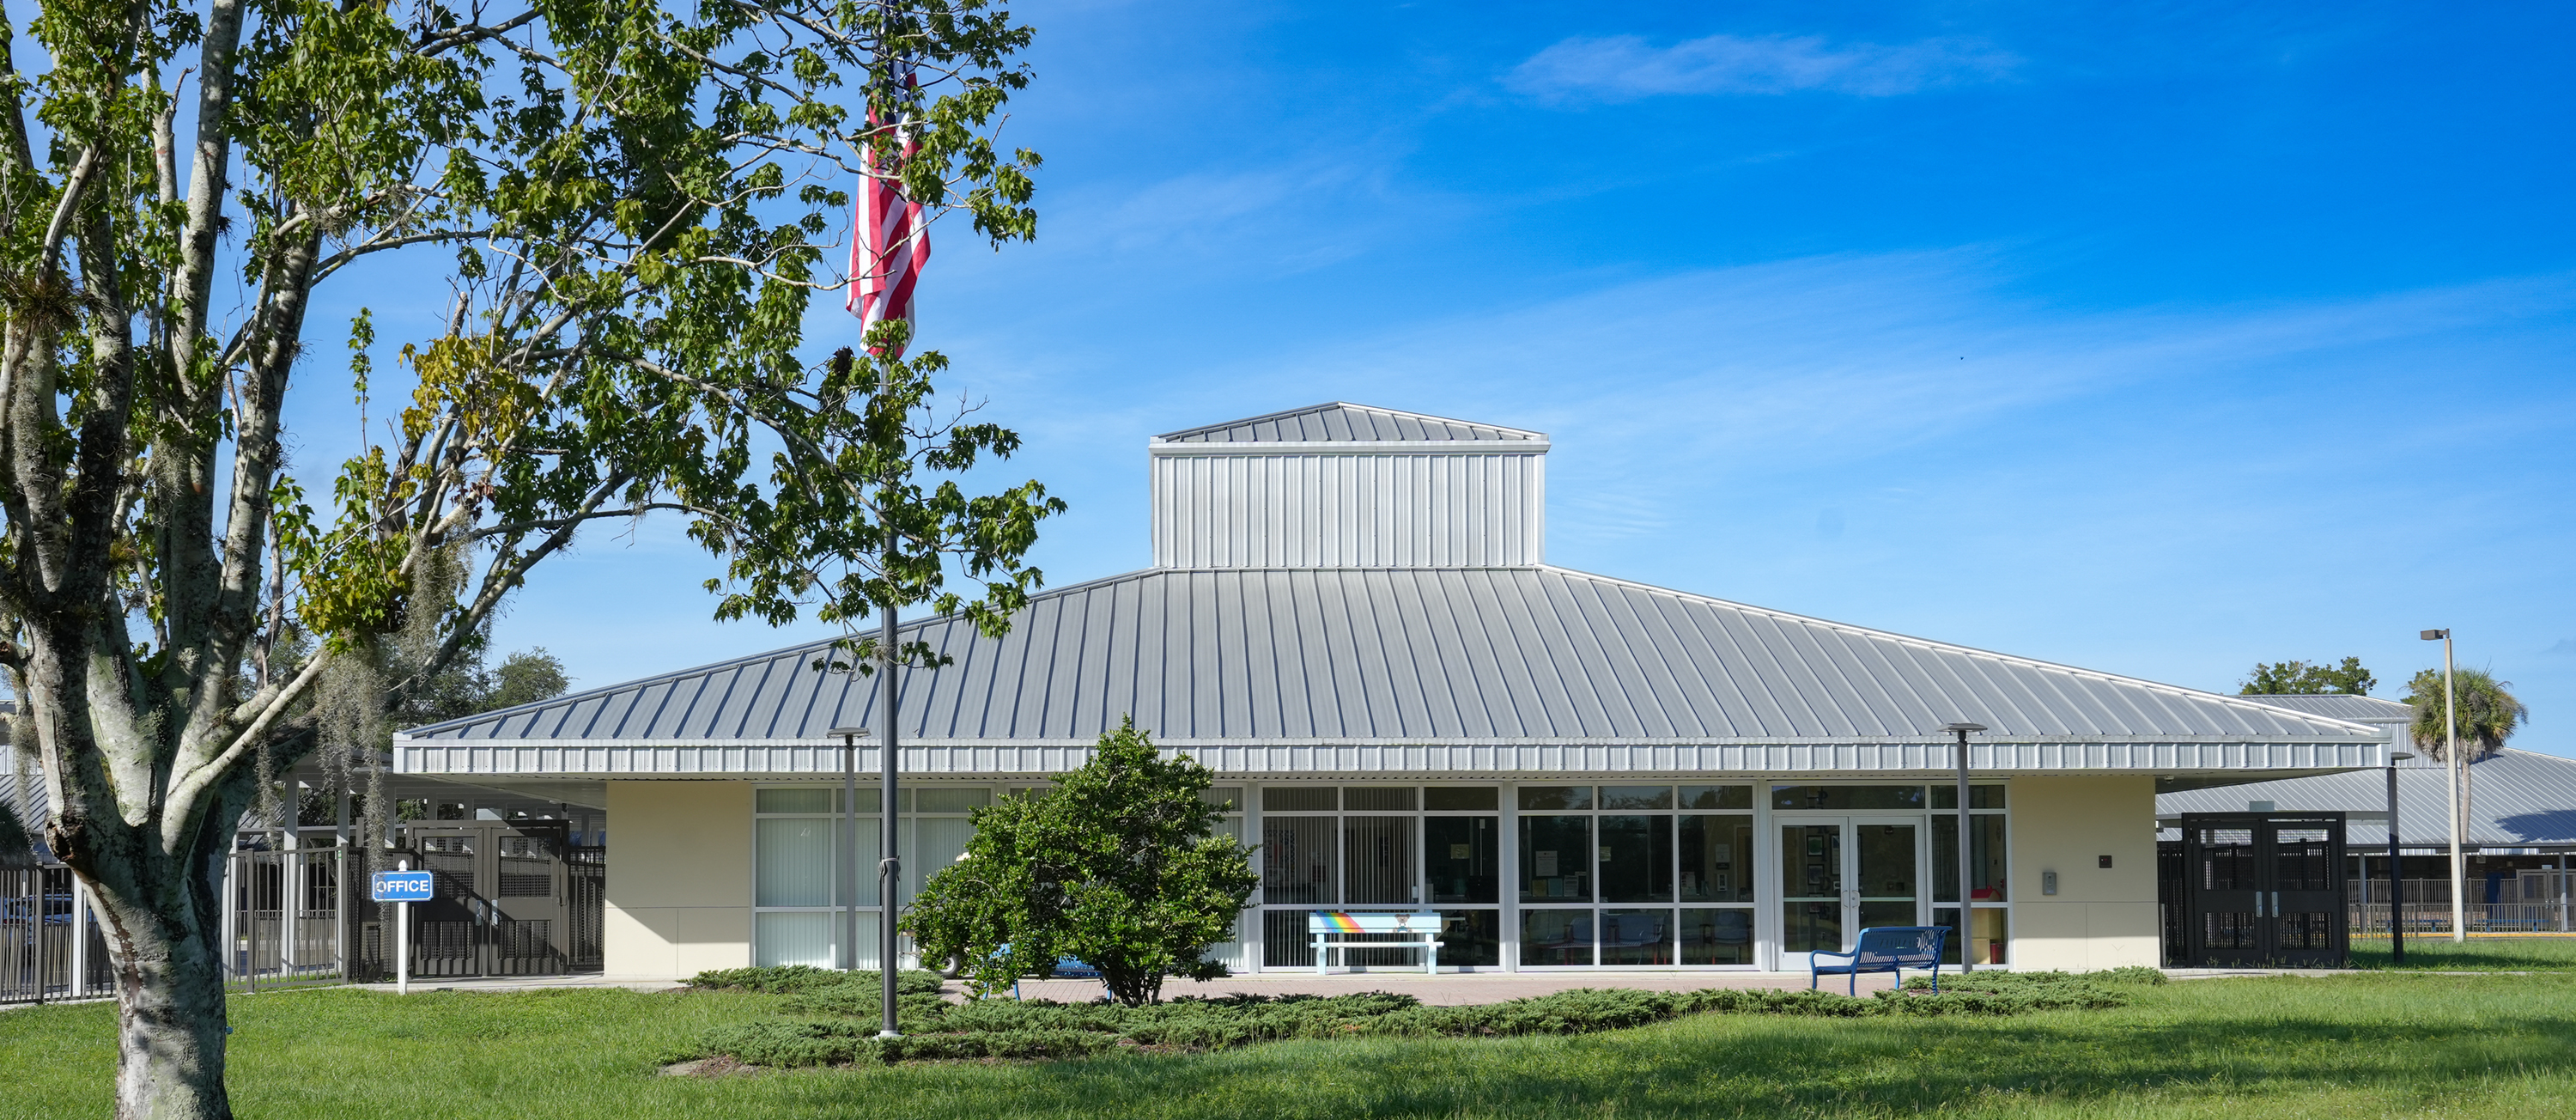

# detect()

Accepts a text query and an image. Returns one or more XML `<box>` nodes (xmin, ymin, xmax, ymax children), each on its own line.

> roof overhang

<box><xmin>397</xmin><ymin>737</ymin><xmax>2389</xmax><ymax>782</ymax></box>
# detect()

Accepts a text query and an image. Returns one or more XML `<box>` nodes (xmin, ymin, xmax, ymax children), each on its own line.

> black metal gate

<box><xmin>393</xmin><ymin>821</ymin><xmax>575</xmax><ymax>978</ymax></box>
<box><xmin>2162</xmin><ymin>812</ymin><xmax>2348</xmax><ymax>967</ymax></box>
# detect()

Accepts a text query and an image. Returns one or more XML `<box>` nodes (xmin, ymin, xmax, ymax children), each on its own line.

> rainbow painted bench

<box><xmin>1308</xmin><ymin>910</ymin><xmax>1444</xmax><ymax>974</ymax></box>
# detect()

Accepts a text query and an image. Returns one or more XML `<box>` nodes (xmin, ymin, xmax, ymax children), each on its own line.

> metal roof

<box><xmin>1157</xmin><ymin>403</ymin><xmax>1543</xmax><ymax>444</ymax></box>
<box><xmin>2234</xmin><ymin>694</ymin><xmax>2415</xmax><ymax>724</ymax></box>
<box><xmin>2160</xmin><ymin>747</ymin><xmax>2576</xmax><ymax>848</ymax></box>
<box><xmin>398</xmin><ymin>565</ymin><xmax>2383</xmax><ymax>778</ymax></box>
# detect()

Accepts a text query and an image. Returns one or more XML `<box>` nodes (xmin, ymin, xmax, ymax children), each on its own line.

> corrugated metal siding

<box><xmin>1158</xmin><ymin>402</ymin><xmax>1541</xmax><ymax>443</ymax></box>
<box><xmin>2160</xmin><ymin>748</ymin><xmax>2576</xmax><ymax>846</ymax></box>
<box><xmin>1151</xmin><ymin>448</ymin><xmax>1544</xmax><ymax>569</ymax></box>
<box><xmin>402</xmin><ymin>566</ymin><xmax>2383</xmax><ymax>760</ymax></box>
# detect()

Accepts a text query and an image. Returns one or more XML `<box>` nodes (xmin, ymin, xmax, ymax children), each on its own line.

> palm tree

<box><xmin>2403</xmin><ymin>667</ymin><xmax>2528</xmax><ymax>859</ymax></box>
<box><xmin>2404</xmin><ymin>667</ymin><xmax>2528</xmax><ymax>764</ymax></box>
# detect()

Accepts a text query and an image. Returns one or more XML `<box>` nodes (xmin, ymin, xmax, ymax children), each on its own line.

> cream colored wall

<box><xmin>605</xmin><ymin>780</ymin><xmax>752</xmax><ymax>979</ymax></box>
<box><xmin>2005</xmin><ymin>776</ymin><xmax>2160</xmax><ymax>971</ymax></box>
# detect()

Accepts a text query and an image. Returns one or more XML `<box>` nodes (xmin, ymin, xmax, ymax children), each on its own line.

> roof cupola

<box><xmin>1148</xmin><ymin>402</ymin><xmax>1546</xmax><ymax>569</ymax></box>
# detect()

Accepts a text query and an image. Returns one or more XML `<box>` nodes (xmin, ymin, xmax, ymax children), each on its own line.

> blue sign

<box><xmin>371</xmin><ymin>871</ymin><xmax>434</xmax><ymax>903</ymax></box>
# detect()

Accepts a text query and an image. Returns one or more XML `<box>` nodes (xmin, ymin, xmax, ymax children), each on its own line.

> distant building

<box><xmin>2161</xmin><ymin>693</ymin><xmax>2575</xmax><ymax>910</ymax></box>
<box><xmin>398</xmin><ymin>403</ymin><xmax>2391</xmax><ymax>977</ymax></box>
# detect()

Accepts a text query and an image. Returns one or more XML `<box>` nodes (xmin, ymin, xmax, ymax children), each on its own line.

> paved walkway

<box><xmin>344</xmin><ymin>969</ymin><xmax>1907</xmax><ymax>1002</ymax></box>
<box><xmin>1001</xmin><ymin>971</ymin><xmax>1905</xmax><ymax>1004</ymax></box>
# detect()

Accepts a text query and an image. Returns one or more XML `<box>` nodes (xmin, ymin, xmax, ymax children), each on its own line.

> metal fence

<box><xmin>2</xmin><ymin>865</ymin><xmax>112</xmax><ymax>1003</ymax></box>
<box><xmin>2350</xmin><ymin>902</ymin><xmax>2575</xmax><ymax>936</ymax></box>
<box><xmin>222</xmin><ymin>844</ymin><xmax>349</xmax><ymax>991</ymax></box>
<box><xmin>7</xmin><ymin>826</ymin><xmax>603</xmax><ymax>1004</ymax></box>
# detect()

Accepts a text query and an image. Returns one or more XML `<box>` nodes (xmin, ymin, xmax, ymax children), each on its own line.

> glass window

<box><xmin>916</xmin><ymin>788</ymin><xmax>992</xmax><ymax>813</ymax></box>
<box><xmin>1343</xmin><ymin>816</ymin><xmax>1417</xmax><ymax>904</ymax></box>
<box><xmin>910</xmin><ymin>818</ymin><xmax>977</xmax><ymax>902</ymax></box>
<box><xmin>1344</xmin><ymin>787</ymin><xmax>1418</xmax><ymax>812</ymax></box>
<box><xmin>1600</xmin><ymin>786</ymin><xmax>1673</xmax><ymax>810</ymax></box>
<box><xmin>1598</xmin><ymin>815</ymin><xmax>1674</xmax><ymax>903</ymax></box>
<box><xmin>1517</xmin><ymin>786</ymin><xmax>1594</xmax><ymax>811</ymax></box>
<box><xmin>1437</xmin><ymin>910</ymin><xmax>1501</xmax><ymax>967</ymax></box>
<box><xmin>1679</xmin><ymin>814</ymin><xmax>1755</xmax><ymax>902</ymax></box>
<box><xmin>1519</xmin><ymin>815</ymin><xmax>1592</xmax><ymax>902</ymax></box>
<box><xmin>755</xmin><ymin>818</ymin><xmax>835</xmax><ymax>908</ymax></box>
<box><xmin>1199</xmin><ymin>787</ymin><xmax>1242</xmax><ymax>810</ymax></box>
<box><xmin>1262</xmin><ymin>816</ymin><xmax>1336</xmax><ymax>904</ymax></box>
<box><xmin>1769</xmin><ymin>785</ymin><xmax>1925</xmax><ymax>811</ymax></box>
<box><xmin>1601</xmin><ymin>909</ymin><xmax>1674</xmax><ymax>965</ymax></box>
<box><xmin>753</xmin><ymin>911</ymin><xmax>836</xmax><ymax>968</ymax></box>
<box><xmin>1425</xmin><ymin>816</ymin><xmax>1499</xmax><ymax>904</ymax></box>
<box><xmin>1679</xmin><ymin>785</ymin><xmax>1753</xmax><ymax>810</ymax></box>
<box><xmin>1929</xmin><ymin>784</ymin><xmax>2008</xmax><ymax>809</ymax></box>
<box><xmin>1680</xmin><ymin>908</ymin><xmax>1754</xmax><ymax>965</ymax></box>
<box><xmin>1264</xmin><ymin>787</ymin><xmax>1337</xmax><ymax>813</ymax></box>
<box><xmin>1931</xmin><ymin>814</ymin><xmax>2009</xmax><ymax>902</ymax></box>
<box><xmin>756</xmin><ymin>788</ymin><xmax>831</xmax><ymax>814</ymax></box>
<box><xmin>1425</xmin><ymin>787</ymin><xmax>1498</xmax><ymax>811</ymax></box>
<box><xmin>1935</xmin><ymin>906</ymin><xmax>2009</xmax><ymax>965</ymax></box>
<box><xmin>1521</xmin><ymin>909</ymin><xmax>1594</xmax><ymax>966</ymax></box>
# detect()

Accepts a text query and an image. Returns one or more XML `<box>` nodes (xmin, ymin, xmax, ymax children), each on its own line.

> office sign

<box><xmin>371</xmin><ymin>871</ymin><xmax>434</xmax><ymax>903</ymax></box>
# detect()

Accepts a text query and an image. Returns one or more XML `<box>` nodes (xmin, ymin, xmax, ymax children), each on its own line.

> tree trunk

<box><xmin>100</xmin><ymin>880</ymin><xmax>234</xmax><ymax>1120</ymax></box>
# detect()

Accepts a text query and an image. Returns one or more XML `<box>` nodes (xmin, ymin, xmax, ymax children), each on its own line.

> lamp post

<box><xmin>2388</xmin><ymin>749</ymin><xmax>2413</xmax><ymax>965</ymax></box>
<box><xmin>2421</xmin><ymin>629</ymin><xmax>2464</xmax><ymax>943</ymax></box>
<box><xmin>877</xmin><ymin>600</ymin><xmax>903</xmax><ymax>1039</ymax></box>
<box><xmin>828</xmin><ymin>725</ymin><xmax>870</xmax><ymax>977</ymax></box>
<box><xmin>1942</xmin><ymin>722</ymin><xmax>1988</xmax><ymax>973</ymax></box>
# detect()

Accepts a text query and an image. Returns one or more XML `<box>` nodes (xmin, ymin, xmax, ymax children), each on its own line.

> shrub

<box><xmin>672</xmin><ymin>975</ymin><xmax>2145</xmax><ymax>1068</ymax></box>
<box><xmin>908</xmin><ymin>720</ymin><xmax>1259</xmax><ymax>1006</ymax></box>
<box><xmin>684</xmin><ymin>965</ymin><xmax>945</xmax><ymax>995</ymax></box>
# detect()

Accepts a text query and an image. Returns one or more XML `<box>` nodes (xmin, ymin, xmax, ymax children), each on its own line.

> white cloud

<box><xmin>1506</xmin><ymin>33</ymin><xmax>2019</xmax><ymax>102</ymax></box>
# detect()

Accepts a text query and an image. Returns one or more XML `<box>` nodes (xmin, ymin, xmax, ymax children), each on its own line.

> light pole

<box><xmin>2421</xmin><ymin>629</ymin><xmax>2464</xmax><ymax>943</ymax></box>
<box><xmin>829</xmin><ymin>725</ymin><xmax>870</xmax><ymax>977</ymax></box>
<box><xmin>1942</xmin><ymin>721</ymin><xmax>1987</xmax><ymax>973</ymax></box>
<box><xmin>2387</xmin><ymin>749</ymin><xmax>2412</xmax><ymax>965</ymax></box>
<box><xmin>877</xmin><ymin>600</ymin><xmax>903</xmax><ymax>1038</ymax></box>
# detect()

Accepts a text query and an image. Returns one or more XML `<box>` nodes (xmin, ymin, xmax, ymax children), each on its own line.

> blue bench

<box><xmin>1809</xmin><ymin>926</ymin><xmax>1949</xmax><ymax>995</ymax></box>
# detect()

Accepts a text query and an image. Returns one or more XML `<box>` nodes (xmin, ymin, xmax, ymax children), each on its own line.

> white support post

<box><xmin>396</xmin><ymin>857</ymin><xmax>411</xmax><ymax>996</ymax></box>
<box><xmin>219</xmin><ymin>848</ymin><xmax>236</xmax><ymax>987</ymax></box>
<box><xmin>69</xmin><ymin>876</ymin><xmax>89</xmax><ymax>999</ymax></box>
<box><xmin>283</xmin><ymin>821</ymin><xmax>301</xmax><ymax>976</ymax></box>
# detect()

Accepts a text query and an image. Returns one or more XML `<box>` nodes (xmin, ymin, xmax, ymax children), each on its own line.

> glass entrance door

<box><xmin>1777</xmin><ymin>818</ymin><xmax>1923</xmax><ymax>969</ymax></box>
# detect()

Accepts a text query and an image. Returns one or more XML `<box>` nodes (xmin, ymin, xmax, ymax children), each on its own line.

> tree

<box><xmin>0</xmin><ymin>3</ymin><xmax>1052</xmax><ymax>1116</ymax></box>
<box><xmin>908</xmin><ymin>719</ymin><xmax>1259</xmax><ymax>1007</ymax></box>
<box><xmin>486</xmin><ymin>648</ymin><xmax>572</xmax><ymax>712</ymax></box>
<box><xmin>2403</xmin><ymin>667</ymin><xmax>2525</xmax><ymax>765</ymax></box>
<box><xmin>2239</xmin><ymin>657</ymin><xmax>2377</xmax><ymax>696</ymax></box>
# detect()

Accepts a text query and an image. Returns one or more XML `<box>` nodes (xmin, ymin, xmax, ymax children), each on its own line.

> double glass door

<box><xmin>1777</xmin><ymin>818</ymin><xmax>1921</xmax><ymax>968</ymax></box>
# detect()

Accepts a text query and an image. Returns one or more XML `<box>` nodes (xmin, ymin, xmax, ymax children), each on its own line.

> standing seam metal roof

<box><xmin>1156</xmin><ymin>402</ymin><xmax>1544</xmax><ymax>443</ymax></box>
<box><xmin>398</xmin><ymin>565</ymin><xmax>2382</xmax><ymax>747</ymax></box>
<box><xmin>2160</xmin><ymin>748</ymin><xmax>2576</xmax><ymax>846</ymax></box>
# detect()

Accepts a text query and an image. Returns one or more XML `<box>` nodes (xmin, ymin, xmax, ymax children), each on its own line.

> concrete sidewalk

<box><xmin>345</xmin><ymin>969</ymin><xmax>1911</xmax><ymax>1002</ymax></box>
<box><xmin>990</xmin><ymin>970</ymin><xmax>1911</xmax><ymax>1004</ymax></box>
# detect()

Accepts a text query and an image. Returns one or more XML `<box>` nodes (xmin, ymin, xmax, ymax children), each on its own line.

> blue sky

<box><xmin>440</xmin><ymin>2</ymin><xmax>2575</xmax><ymax>752</ymax></box>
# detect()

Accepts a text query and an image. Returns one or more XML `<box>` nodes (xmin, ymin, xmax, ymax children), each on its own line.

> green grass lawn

<box><xmin>2348</xmin><ymin>934</ymin><xmax>2576</xmax><ymax>971</ymax></box>
<box><xmin>5</xmin><ymin>973</ymin><xmax>2574</xmax><ymax>1118</ymax></box>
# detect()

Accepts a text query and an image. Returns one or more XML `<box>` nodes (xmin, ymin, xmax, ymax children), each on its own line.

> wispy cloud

<box><xmin>1507</xmin><ymin>33</ymin><xmax>2019</xmax><ymax>103</ymax></box>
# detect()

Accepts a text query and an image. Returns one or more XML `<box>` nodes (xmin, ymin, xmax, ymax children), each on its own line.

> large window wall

<box><xmin>751</xmin><ymin>783</ymin><xmax>1243</xmax><ymax>970</ymax></box>
<box><xmin>751</xmin><ymin>778</ymin><xmax>2009</xmax><ymax>972</ymax></box>
<box><xmin>750</xmin><ymin>786</ymin><xmax>994</xmax><ymax>969</ymax></box>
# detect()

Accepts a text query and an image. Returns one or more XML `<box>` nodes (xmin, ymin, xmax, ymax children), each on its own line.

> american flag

<box><xmin>848</xmin><ymin>61</ymin><xmax>930</xmax><ymax>357</ymax></box>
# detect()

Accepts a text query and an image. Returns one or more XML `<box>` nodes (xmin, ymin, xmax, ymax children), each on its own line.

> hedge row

<box><xmin>674</xmin><ymin>969</ymin><xmax>2160</xmax><ymax>1068</ymax></box>
<box><xmin>683</xmin><ymin>965</ymin><xmax>948</xmax><ymax>996</ymax></box>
